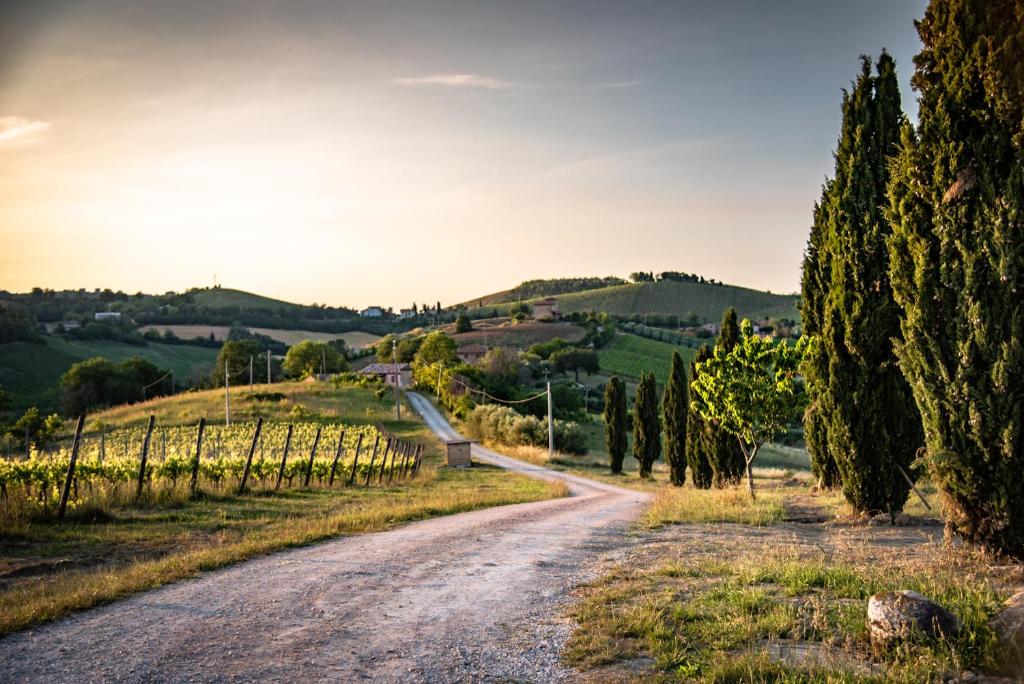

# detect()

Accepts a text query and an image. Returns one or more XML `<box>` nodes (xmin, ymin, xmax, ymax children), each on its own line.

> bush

<box><xmin>463</xmin><ymin>404</ymin><xmax>587</xmax><ymax>455</ymax></box>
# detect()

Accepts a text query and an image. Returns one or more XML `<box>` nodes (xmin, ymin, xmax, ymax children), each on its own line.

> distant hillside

<box><xmin>189</xmin><ymin>287</ymin><xmax>299</xmax><ymax>310</ymax></box>
<box><xmin>464</xmin><ymin>279</ymin><xmax>798</xmax><ymax>324</ymax></box>
<box><xmin>0</xmin><ymin>337</ymin><xmax>218</xmax><ymax>414</ymax></box>
<box><xmin>549</xmin><ymin>280</ymin><xmax>798</xmax><ymax>323</ymax></box>
<box><xmin>458</xmin><ymin>277</ymin><xmax>626</xmax><ymax>308</ymax></box>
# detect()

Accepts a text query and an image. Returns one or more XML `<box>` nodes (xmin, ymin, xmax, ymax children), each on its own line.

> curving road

<box><xmin>0</xmin><ymin>392</ymin><xmax>650</xmax><ymax>683</ymax></box>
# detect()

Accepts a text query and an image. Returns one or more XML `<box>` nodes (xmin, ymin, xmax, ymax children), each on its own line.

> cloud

<box><xmin>0</xmin><ymin>116</ymin><xmax>52</xmax><ymax>146</ymax></box>
<box><xmin>393</xmin><ymin>73</ymin><xmax>514</xmax><ymax>89</ymax></box>
<box><xmin>589</xmin><ymin>80</ymin><xmax>642</xmax><ymax>90</ymax></box>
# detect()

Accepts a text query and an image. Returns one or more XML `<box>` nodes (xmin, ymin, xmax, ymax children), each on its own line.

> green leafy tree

<box><xmin>806</xmin><ymin>53</ymin><xmax>922</xmax><ymax>516</ymax></box>
<box><xmin>414</xmin><ymin>331</ymin><xmax>458</xmax><ymax>366</ymax></box>
<box><xmin>508</xmin><ymin>302</ymin><xmax>532</xmax><ymax>322</ymax></box>
<box><xmin>550</xmin><ymin>348</ymin><xmax>600</xmax><ymax>383</ymax></box>
<box><xmin>603</xmin><ymin>376</ymin><xmax>628</xmax><ymax>474</ymax></box>
<box><xmin>12</xmin><ymin>407</ymin><xmax>62</xmax><ymax>448</ymax></box>
<box><xmin>686</xmin><ymin>346</ymin><xmax>714</xmax><ymax>488</ymax></box>
<box><xmin>632</xmin><ymin>372</ymin><xmax>661</xmax><ymax>478</ymax></box>
<box><xmin>662</xmin><ymin>350</ymin><xmax>688</xmax><ymax>486</ymax></box>
<box><xmin>691</xmin><ymin>321</ymin><xmax>806</xmax><ymax>498</ymax></box>
<box><xmin>887</xmin><ymin>0</ymin><xmax>1024</xmax><ymax>556</ymax></box>
<box><xmin>455</xmin><ymin>314</ymin><xmax>473</xmax><ymax>333</ymax></box>
<box><xmin>283</xmin><ymin>340</ymin><xmax>348</xmax><ymax>378</ymax></box>
<box><xmin>213</xmin><ymin>340</ymin><xmax>261</xmax><ymax>386</ymax></box>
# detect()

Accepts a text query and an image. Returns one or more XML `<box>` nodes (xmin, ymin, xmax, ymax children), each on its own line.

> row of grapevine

<box><xmin>0</xmin><ymin>418</ymin><xmax>424</xmax><ymax>519</ymax></box>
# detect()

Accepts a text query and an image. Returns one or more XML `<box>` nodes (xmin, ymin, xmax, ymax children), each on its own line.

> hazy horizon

<box><xmin>1</xmin><ymin>0</ymin><xmax>928</xmax><ymax>309</ymax></box>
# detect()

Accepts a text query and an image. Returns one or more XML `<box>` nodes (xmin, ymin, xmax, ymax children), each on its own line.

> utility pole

<box><xmin>267</xmin><ymin>349</ymin><xmax>272</xmax><ymax>384</ymax></box>
<box><xmin>321</xmin><ymin>346</ymin><xmax>327</xmax><ymax>377</ymax></box>
<box><xmin>436</xmin><ymin>365</ymin><xmax>443</xmax><ymax>402</ymax></box>
<box><xmin>225</xmin><ymin>361</ymin><xmax>231</xmax><ymax>426</ymax></box>
<box><xmin>393</xmin><ymin>338</ymin><xmax>401</xmax><ymax>420</ymax></box>
<box><xmin>547</xmin><ymin>379</ymin><xmax>554</xmax><ymax>459</ymax></box>
<box><xmin>249</xmin><ymin>356</ymin><xmax>253</xmax><ymax>391</ymax></box>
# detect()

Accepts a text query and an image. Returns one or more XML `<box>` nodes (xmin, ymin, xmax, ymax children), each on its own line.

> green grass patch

<box><xmin>565</xmin><ymin>554</ymin><xmax>1007</xmax><ymax>681</ymax></box>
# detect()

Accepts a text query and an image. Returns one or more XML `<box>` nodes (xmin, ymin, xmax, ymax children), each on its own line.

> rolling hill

<box><xmin>189</xmin><ymin>287</ymin><xmax>300</xmax><ymax>310</ymax></box>
<box><xmin>0</xmin><ymin>338</ymin><xmax>218</xmax><ymax>414</ymax></box>
<box><xmin>464</xmin><ymin>279</ymin><xmax>799</xmax><ymax>324</ymax></box>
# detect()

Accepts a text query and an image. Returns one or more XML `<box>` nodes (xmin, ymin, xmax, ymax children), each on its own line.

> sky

<box><xmin>0</xmin><ymin>0</ymin><xmax>928</xmax><ymax>309</ymax></box>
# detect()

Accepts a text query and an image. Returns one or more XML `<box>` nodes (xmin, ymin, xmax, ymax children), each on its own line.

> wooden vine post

<box><xmin>189</xmin><ymin>418</ymin><xmax>206</xmax><ymax>494</ymax></box>
<box><xmin>303</xmin><ymin>427</ymin><xmax>322</xmax><ymax>488</ymax></box>
<box><xmin>386</xmin><ymin>438</ymin><xmax>400</xmax><ymax>484</ymax></box>
<box><xmin>411</xmin><ymin>445</ymin><xmax>424</xmax><ymax>478</ymax></box>
<box><xmin>238</xmin><ymin>418</ymin><xmax>264</xmax><ymax>494</ymax></box>
<box><xmin>56</xmin><ymin>415</ymin><xmax>86</xmax><ymax>521</ymax></box>
<box><xmin>377</xmin><ymin>437</ymin><xmax>392</xmax><ymax>483</ymax></box>
<box><xmin>274</xmin><ymin>424</ymin><xmax>293</xmax><ymax>491</ymax></box>
<box><xmin>363</xmin><ymin>435</ymin><xmax>380</xmax><ymax>486</ymax></box>
<box><xmin>136</xmin><ymin>415</ymin><xmax>156</xmax><ymax>498</ymax></box>
<box><xmin>328</xmin><ymin>430</ymin><xmax>346</xmax><ymax>486</ymax></box>
<box><xmin>347</xmin><ymin>433</ymin><xmax>365</xmax><ymax>485</ymax></box>
<box><xmin>399</xmin><ymin>442</ymin><xmax>412</xmax><ymax>478</ymax></box>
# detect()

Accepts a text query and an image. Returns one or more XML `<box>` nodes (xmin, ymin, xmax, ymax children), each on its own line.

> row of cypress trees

<box><xmin>602</xmin><ymin>307</ymin><xmax>747</xmax><ymax>487</ymax></box>
<box><xmin>802</xmin><ymin>0</ymin><xmax>1024</xmax><ymax>557</ymax></box>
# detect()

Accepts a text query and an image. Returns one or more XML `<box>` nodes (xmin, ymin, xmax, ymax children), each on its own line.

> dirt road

<box><xmin>0</xmin><ymin>393</ymin><xmax>650</xmax><ymax>683</ymax></box>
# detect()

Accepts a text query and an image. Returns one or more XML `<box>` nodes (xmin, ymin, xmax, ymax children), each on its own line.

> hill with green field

<box><xmin>189</xmin><ymin>287</ymin><xmax>300</xmax><ymax>310</ymax></box>
<box><xmin>597</xmin><ymin>332</ymin><xmax>695</xmax><ymax>385</ymax></box>
<box><xmin>462</xmin><ymin>278</ymin><xmax>798</xmax><ymax>325</ymax></box>
<box><xmin>545</xmin><ymin>280</ymin><xmax>796</xmax><ymax>323</ymax></box>
<box><xmin>0</xmin><ymin>337</ymin><xmax>218</xmax><ymax>413</ymax></box>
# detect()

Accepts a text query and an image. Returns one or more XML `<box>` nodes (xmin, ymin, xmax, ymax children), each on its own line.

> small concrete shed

<box><xmin>445</xmin><ymin>440</ymin><xmax>473</xmax><ymax>468</ymax></box>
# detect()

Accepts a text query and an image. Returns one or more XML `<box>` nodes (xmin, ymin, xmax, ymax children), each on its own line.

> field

<box><xmin>597</xmin><ymin>332</ymin><xmax>694</xmax><ymax>384</ymax></box>
<box><xmin>539</xmin><ymin>280</ymin><xmax>799</xmax><ymax>323</ymax></box>
<box><xmin>0</xmin><ymin>337</ymin><xmax>219</xmax><ymax>413</ymax></box>
<box><xmin>138</xmin><ymin>324</ymin><xmax>381</xmax><ymax>348</ymax></box>
<box><xmin>189</xmin><ymin>287</ymin><xmax>299</xmax><ymax>310</ymax></box>
<box><xmin>451</xmin><ymin>318</ymin><xmax>586</xmax><ymax>349</ymax></box>
<box><xmin>0</xmin><ymin>381</ymin><xmax>565</xmax><ymax>635</ymax></box>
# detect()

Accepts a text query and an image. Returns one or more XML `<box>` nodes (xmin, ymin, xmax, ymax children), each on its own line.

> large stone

<box><xmin>992</xmin><ymin>590</ymin><xmax>1024</xmax><ymax>678</ymax></box>
<box><xmin>867</xmin><ymin>590</ymin><xmax>960</xmax><ymax>649</ymax></box>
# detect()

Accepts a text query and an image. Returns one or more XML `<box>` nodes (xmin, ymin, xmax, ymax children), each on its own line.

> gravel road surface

<box><xmin>0</xmin><ymin>392</ymin><xmax>650</xmax><ymax>683</ymax></box>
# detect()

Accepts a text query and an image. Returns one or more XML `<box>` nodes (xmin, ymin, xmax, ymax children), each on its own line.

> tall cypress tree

<box><xmin>801</xmin><ymin>196</ymin><xmax>841</xmax><ymax>488</ymax></box>
<box><xmin>686</xmin><ymin>346</ymin><xmax>714</xmax><ymax>488</ymax></box>
<box><xmin>632</xmin><ymin>372</ymin><xmax>661</xmax><ymax>478</ymax></box>
<box><xmin>887</xmin><ymin>1</ymin><xmax>1024</xmax><ymax>556</ymax></box>
<box><xmin>813</xmin><ymin>53</ymin><xmax>921</xmax><ymax>516</ymax></box>
<box><xmin>706</xmin><ymin>308</ymin><xmax>745</xmax><ymax>486</ymax></box>
<box><xmin>662</xmin><ymin>350</ymin><xmax>688</xmax><ymax>486</ymax></box>
<box><xmin>603</xmin><ymin>376</ymin><xmax>628</xmax><ymax>474</ymax></box>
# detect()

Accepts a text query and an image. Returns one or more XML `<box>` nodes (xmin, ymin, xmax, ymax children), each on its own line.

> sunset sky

<box><xmin>1</xmin><ymin>0</ymin><xmax>927</xmax><ymax>308</ymax></box>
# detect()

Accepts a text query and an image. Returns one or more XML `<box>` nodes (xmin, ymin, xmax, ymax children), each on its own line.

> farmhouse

<box><xmin>456</xmin><ymin>344</ymin><xmax>489</xmax><ymax>364</ymax></box>
<box><xmin>359</xmin><ymin>362</ymin><xmax>412</xmax><ymax>388</ymax></box>
<box><xmin>533</xmin><ymin>298</ymin><xmax>560</xmax><ymax>321</ymax></box>
<box><xmin>360</xmin><ymin>306</ymin><xmax>385</xmax><ymax>318</ymax></box>
<box><xmin>94</xmin><ymin>311</ymin><xmax>122</xmax><ymax>321</ymax></box>
<box><xmin>399</xmin><ymin>308</ymin><xmax>416</xmax><ymax>319</ymax></box>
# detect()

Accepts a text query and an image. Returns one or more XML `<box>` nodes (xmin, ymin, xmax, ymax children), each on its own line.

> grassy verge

<box><xmin>565</xmin><ymin>541</ymin><xmax>1008</xmax><ymax>681</ymax></box>
<box><xmin>0</xmin><ymin>382</ymin><xmax>567</xmax><ymax>635</ymax></box>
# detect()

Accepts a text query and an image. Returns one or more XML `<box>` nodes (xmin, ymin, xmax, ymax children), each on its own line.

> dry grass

<box><xmin>565</xmin><ymin>520</ymin><xmax>1017</xmax><ymax>682</ymax></box>
<box><xmin>137</xmin><ymin>325</ymin><xmax>381</xmax><ymax>348</ymax></box>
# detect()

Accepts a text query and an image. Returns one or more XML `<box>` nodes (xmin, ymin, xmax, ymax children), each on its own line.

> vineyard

<box><xmin>0</xmin><ymin>419</ymin><xmax>423</xmax><ymax>520</ymax></box>
<box><xmin>544</xmin><ymin>280</ymin><xmax>798</xmax><ymax>323</ymax></box>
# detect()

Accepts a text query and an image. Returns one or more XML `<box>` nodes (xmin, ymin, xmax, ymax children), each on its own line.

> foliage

<box><xmin>802</xmin><ymin>53</ymin><xmax>921</xmax><ymax>516</ymax></box>
<box><xmin>9</xmin><ymin>407</ymin><xmax>63</xmax><ymax>448</ymax></box>
<box><xmin>375</xmin><ymin>333</ymin><xmax>421</xmax><ymax>363</ymax></box>
<box><xmin>282</xmin><ymin>340</ymin><xmax>348</xmax><ymax>378</ymax></box>
<box><xmin>212</xmin><ymin>340</ymin><xmax>261</xmax><ymax>386</ymax></box>
<box><xmin>454</xmin><ymin>314</ymin><xmax>472</xmax><ymax>333</ymax></box>
<box><xmin>508</xmin><ymin>301</ymin><xmax>532</xmax><ymax>322</ymax></box>
<box><xmin>706</xmin><ymin>308</ymin><xmax>745</xmax><ymax>487</ymax></box>
<box><xmin>602</xmin><ymin>376</ymin><xmax>628</xmax><ymax>474</ymax></box>
<box><xmin>691</xmin><ymin>321</ymin><xmax>806</xmax><ymax>498</ymax></box>
<box><xmin>632</xmin><ymin>372</ymin><xmax>661</xmax><ymax>478</ymax></box>
<box><xmin>662</xmin><ymin>350</ymin><xmax>688</xmax><ymax>486</ymax></box>
<box><xmin>685</xmin><ymin>346</ymin><xmax>714</xmax><ymax>489</ymax></box>
<box><xmin>527</xmin><ymin>337</ymin><xmax>571</xmax><ymax>360</ymax></box>
<box><xmin>550</xmin><ymin>348</ymin><xmax>600</xmax><ymax>382</ymax></box>
<box><xmin>887</xmin><ymin>0</ymin><xmax>1024</xmax><ymax>557</ymax></box>
<box><xmin>61</xmin><ymin>356</ymin><xmax>170</xmax><ymax>416</ymax></box>
<box><xmin>462</xmin><ymin>404</ymin><xmax>587</xmax><ymax>455</ymax></box>
<box><xmin>0</xmin><ymin>302</ymin><xmax>41</xmax><ymax>343</ymax></box>
<box><xmin>414</xmin><ymin>331</ymin><xmax>458</xmax><ymax>366</ymax></box>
